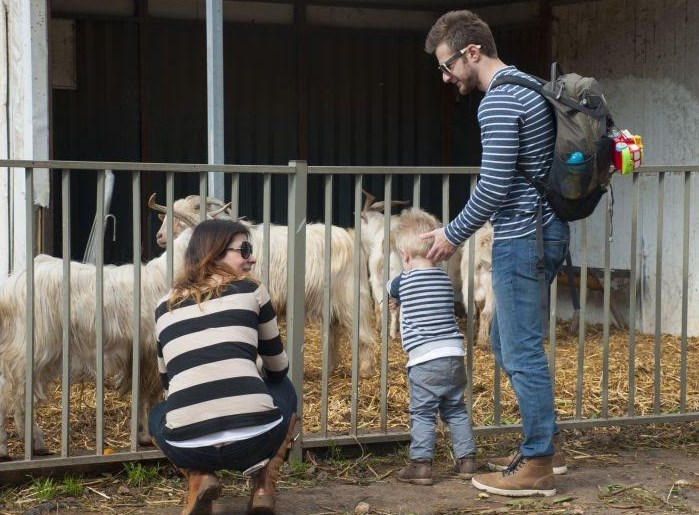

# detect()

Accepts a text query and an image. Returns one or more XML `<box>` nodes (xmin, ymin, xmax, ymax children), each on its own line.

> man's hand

<box><xmin>420</xmin><ymin>227</ymin><xmax>457</xmax><ymax>262</ymax></box>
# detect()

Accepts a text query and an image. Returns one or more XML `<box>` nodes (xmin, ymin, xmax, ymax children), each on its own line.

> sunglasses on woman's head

<box><xmin>226</xmin><ymin>240</ymin><xmax>253</xmax><ymax>259</ymax></box>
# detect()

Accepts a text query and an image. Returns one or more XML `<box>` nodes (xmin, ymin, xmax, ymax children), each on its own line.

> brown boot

<box><xmin>180</xmin><ymin>469</ymin><xmax>222</xmax><ymax>515</ymax></box>
<box><xmin>247</xmin><ymin>414</ymin><xmax>299</xmax><ymax>514</ymax></box>
<box><xmin>472</xmin><ymin>454</ymin><xmax>556</xmax><ymax>497</ymax></box>
<box><xmin>452</xmin><ymin>454</ymin><xmax>477</xmax><ymax>478</ymax></box>
<box><xmin>396</xmin><ymin>459</ymin><xmax>433</xmax><ymax>486</ymax></box>
<box><xmin>487</xmin><ymin>433</ymin><xmax>567</xmax><ymax>475</ymax></box>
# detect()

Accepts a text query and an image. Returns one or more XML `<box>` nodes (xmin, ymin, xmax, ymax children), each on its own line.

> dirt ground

<box><xmin>151</xmin><ymin>447</ymin><xmax>699</xmax><ymax>515</ymax></box>
<box><xmin>270</xmin><ymin>447</ymin><xmax>699</xmax><ymax>515</ymax></box>
<box><xmin>6</xmin><ymin>426</ymin><xmax>698</xmax><ymax>515</ymax></box>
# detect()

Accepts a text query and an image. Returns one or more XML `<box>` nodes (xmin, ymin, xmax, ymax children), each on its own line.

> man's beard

<box><xmin>457</xmin><ymin>68</ymin><xmax>479</xmax><ymax>96</ymax></box>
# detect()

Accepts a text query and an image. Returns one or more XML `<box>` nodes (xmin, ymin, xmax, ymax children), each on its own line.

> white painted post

<box><xmin>0</xmin><ymin>0</ymin><xmax>50</xmax><ymax>273</ymax></box>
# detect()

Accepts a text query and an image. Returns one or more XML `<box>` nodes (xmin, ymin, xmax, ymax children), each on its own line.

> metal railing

<box><xmin>0</xmin><ymin>159</ymin><xmax>306</xmax><ymax>475</ymax></box>
<box><xmin>0</xmin><ymin>159</ymin><xmax>696</xmax><ymax>478</ymax></box>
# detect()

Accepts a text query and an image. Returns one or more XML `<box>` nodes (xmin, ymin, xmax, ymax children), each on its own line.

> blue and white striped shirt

<box><xmin>445</xmin><ymin>66</ymin><xmax>557</xmax><ymax>244</ymax></box>
<box><xmin>387</xmin><ymin>268</ymin><xmax>464</xmax><ymax>367</ymax></box>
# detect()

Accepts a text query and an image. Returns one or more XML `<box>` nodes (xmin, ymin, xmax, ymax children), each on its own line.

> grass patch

<box><xmin>31</xmin><ymin>477</ymin><xmax>59</xmax><ymax>501</ymax></box>
<box><xmin>123</xmin><ymin>462</ymin><xmax>160</xmax><ymax>487</ymax></box>
<box><xmin>62</xmin><ymin>474</ymin><xmax>84</xmax><ymax>496</ymax></box>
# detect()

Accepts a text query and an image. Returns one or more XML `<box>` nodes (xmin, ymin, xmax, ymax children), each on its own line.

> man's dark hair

<box><xmin>425</xmin><ymin>10</ymin><xmax>498</xmax><ymax>58</ymax></box>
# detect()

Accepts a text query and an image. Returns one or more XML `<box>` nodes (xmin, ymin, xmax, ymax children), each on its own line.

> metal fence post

<box><xmin>23</xmin><ymin>167</ymin><xmax>35</xmax><ymax>461</ymax></box>
<box><xmin>287</xmin><ymin>160</ymin><xmax>307</xmax><ymax>460</ymax></box>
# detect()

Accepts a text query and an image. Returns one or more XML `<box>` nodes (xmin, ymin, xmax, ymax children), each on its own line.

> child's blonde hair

<box><xmin>393</xmin><ymin>207</ymin><xmax>441</xmax><ymax>258</ymax></box>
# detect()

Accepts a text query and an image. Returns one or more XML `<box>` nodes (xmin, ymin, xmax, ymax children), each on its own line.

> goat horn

<box><xmin>208</xmin><ymin>202</ymin><xmax>232</xmax><ymax>219</ymax></box>
<box><xmin>205</xmin><ymin>197</ymin><xmax>227</xmax><ymax>209</ymax></box>
<box><xmin>148</xmin><ymin>193</ymin><xmax>198</xmax><ymax>228</ymax></box>
<box><xmin>188</xmin><ymin>195</ymin><xmax>228</xmax><ymax>217</ymax></box>
<box><xmin>147</xmin><ymin>193</ymin><xmax>167</xmax><ymax>214</ymax></box>
<box><xmin>173</xmin><ymin>208</ymin><xmax>199</xmax><ymax>228</ymax></box>
<box><xmin>361</xmin><ymin>189</ymin><xmax>375</xmax><ymax>213</ymax></box>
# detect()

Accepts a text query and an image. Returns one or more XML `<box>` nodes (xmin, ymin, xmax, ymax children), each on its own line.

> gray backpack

<box><xmin>492</xmin><ymin>64</ymin><xmax>615</xmax><ymax>331</ymax></box>
<box><xmin>491</xmin><ymin>63</ymin><xmax>614</xmax><ymax>222</ymax></box>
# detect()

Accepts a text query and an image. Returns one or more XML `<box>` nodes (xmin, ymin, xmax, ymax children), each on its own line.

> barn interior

<box><xmin>49</xmin><ymin>0</ymin><xmax>555</xmax><ymax>261</ymax></box>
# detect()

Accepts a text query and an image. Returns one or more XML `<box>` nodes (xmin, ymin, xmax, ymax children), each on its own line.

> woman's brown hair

<box><xmin>168</xmin><ymin>219</ymin><xmax>254</xmax><ymax>309</ymax></box>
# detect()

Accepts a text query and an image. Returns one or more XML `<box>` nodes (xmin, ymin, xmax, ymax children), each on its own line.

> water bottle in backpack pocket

<box><xmin>550</xmin><ymin>151</ymin><xmax>594</xmax><ymax>199</ymax></box>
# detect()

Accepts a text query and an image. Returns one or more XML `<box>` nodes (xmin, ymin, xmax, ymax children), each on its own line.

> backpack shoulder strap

<box><xmin>490</xmin><ymin>75</ymin><xmax>550</xmax><ymax>196</ymax></box>
<box><xmin>494</xmin><ymin>73</ymin><xmax>605</xmax><ymax>118</ymax></box>
<box><xmin>490</xmin><ymin>74</ymin><xmax>545</xmax><ymax>93</ymax></box>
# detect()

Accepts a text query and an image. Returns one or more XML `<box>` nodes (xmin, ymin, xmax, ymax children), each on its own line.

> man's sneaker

<box><xmin>471</xmin><ymin>454</ymin><xmax>556</xmax><ymax>497</ymax></box>
<box><xmin>396</xmin><ymin>459</ymin><xmax>433</xmax><ymax>485</ymax></box>
<box><xmin>452</xmin><ymin>455</ymin><xmax>477</xmax><ymax>478</ymax></box>
<box><xmin>487</xmin><ymin>434</ymin><xmax>567</xmax><ymax>475</ymax></box>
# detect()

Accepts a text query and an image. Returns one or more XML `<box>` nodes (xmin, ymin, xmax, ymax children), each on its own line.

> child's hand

<box><xmin>388</xmin><ymin>298</ymin><xmax>399</xmax><ymax>310</ymax></box>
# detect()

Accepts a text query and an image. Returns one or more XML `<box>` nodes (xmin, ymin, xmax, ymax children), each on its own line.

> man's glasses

<box><xmin>226</xmin><ymin>240</ymin><xmax>253</xmax><ymax>260</ymax></box>
<box><xmin>437</xmin><ymin>45</ymin><xmax>480</xmax><ymax>77</ymax></box>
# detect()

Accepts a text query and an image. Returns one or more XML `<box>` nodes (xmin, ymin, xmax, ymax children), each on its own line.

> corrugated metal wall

<box><xmin>51</xmin><ymin>15</ymin><xmax>546</xmax><ymax>261</ymax></box>
<box><xmin>52</xmin><ymin>20</ymin><xmax>141</xmax><ymax>263</ymax></box>
<box><xmin>304</xmin><ymin>27</ymin><xmax>447</xmax><ymax>223</ymax></box>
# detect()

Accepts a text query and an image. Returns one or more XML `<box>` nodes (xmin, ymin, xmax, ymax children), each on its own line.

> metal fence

<box><xmin>0</xmin><ymin>159</ymin><xmax>696</xmax><ymax>478</ymax></box>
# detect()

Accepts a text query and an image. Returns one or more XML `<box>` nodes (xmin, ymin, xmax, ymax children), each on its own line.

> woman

<box><xmin>149</xmin><ymin>219</ymin><xmax>298</xmax><ymax>515</ymax></box>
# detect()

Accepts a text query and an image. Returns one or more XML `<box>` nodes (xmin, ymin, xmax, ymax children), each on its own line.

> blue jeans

<box><xmin>407</xmin><ymin>356</ymin><xmax>477</xmax><ymax>461</ymax></box>
<box><xmin>148</xmin><ymin>377</ymin><xmax>297</xmax><ymax>472</ymax></box>
<box><xmin>490</xmin><ymin>218</ymin><xmax>569</xmax><ymax>457</ymax></box>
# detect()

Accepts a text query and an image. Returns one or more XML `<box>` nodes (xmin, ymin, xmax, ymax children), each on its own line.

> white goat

<box><xmin>459</xmin><ymin>222</ymin><xmax>494</xmax><ymax>347</ymax></box>
<box><xmin>154</xmin><ymin>195</ymin><xmax>230</xmax><ymax>248</ymax></box>
<box><xmin>0</xmin><ymin>228</ymin><xmax>192</xmax><ymax>460</ymax></box>
<box><xmin>358</xmin><ymin>193</ymin><xmax>405</xmax><ymax>339</ymax></box>
<box><xmin>149</xmin><ymin>194</ymin><xmax>378</xmax><ymax>378</ymax></box>
<box><xmin>359</xmin><ymin>192</ymin><xmax>462</xmax><ymax>339</ymax></box>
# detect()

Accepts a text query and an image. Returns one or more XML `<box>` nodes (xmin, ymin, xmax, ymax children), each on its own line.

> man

<box><xmin>421</xmin><ymin>10</ymin><xmax>570</xmax><ymax>497</ymax></box>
